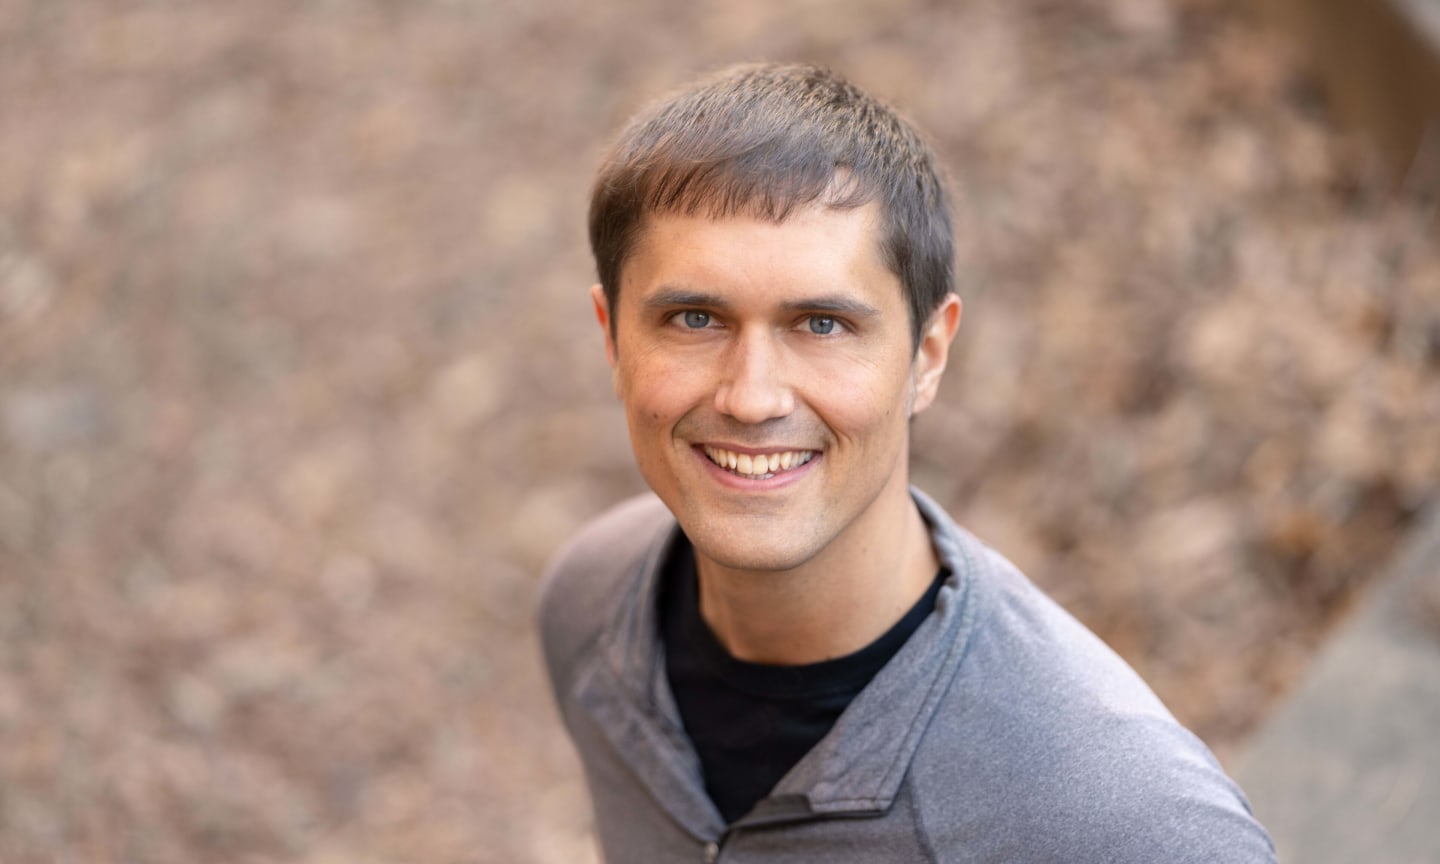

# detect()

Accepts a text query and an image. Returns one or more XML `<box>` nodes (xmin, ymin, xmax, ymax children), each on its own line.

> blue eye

<box><xmin>682</xmin><ymin>310</ymin><xmax>711</xmax><ymax>328</ymax></box>
<box><xmin>809</xmin><ymin>316</ymin><xmax>837</xmax><ymax>335</ymax></box>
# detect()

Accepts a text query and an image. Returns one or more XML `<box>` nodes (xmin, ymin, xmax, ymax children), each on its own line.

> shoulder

<box><xmin>914</xmin><ymin>534</ymin><xmax>1276</xmax><ymax>862</ymax></box>
<box><xmin>540</xmin><ymin>492</ymin><xmax>673</xmax><ymax>594</ymax></box>
<box><xmin>536</xmin><ymin>493</ymin><xmax>674</xmax><ymax>700</ymax></box>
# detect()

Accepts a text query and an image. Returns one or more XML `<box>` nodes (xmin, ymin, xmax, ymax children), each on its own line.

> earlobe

<box><xmin>910</xmin><ymin>294</ymin><xmax>962</xmax><ymax>416</ymax></box>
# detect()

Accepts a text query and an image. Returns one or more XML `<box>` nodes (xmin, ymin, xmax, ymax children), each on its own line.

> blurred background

<box><xmin>1</xmin><ymin>0</ymin><xmax>1437</xmax><ymax>861</ymax></box>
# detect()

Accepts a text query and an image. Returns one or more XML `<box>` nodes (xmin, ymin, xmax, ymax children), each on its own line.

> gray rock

<box><xmin>1235</xmin><ymin>503</ymin><xmax>1440</xmax><ymax>864</ymax></box>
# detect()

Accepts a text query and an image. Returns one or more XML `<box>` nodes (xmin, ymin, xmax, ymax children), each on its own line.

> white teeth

<box><xmin>703</xmin><ymin>446</ymin><xmax>816</xmax><ymax>478</ymax></box>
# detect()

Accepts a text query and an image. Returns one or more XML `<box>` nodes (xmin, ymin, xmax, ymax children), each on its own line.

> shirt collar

<box><xmin>575</xmin><ymin>487</ymin><xmax>985</xmax><ymax>835</ymax></box>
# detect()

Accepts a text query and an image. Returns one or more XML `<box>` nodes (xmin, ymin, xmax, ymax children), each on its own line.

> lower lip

<box><xmin>693</xmin><ymin>446</ymin><xmax>820</xmax><ymax>491</ymax></box>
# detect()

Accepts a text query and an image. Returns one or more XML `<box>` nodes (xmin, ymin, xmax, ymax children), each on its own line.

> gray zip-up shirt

<box><xmin>539</xmin><ymin>489</ymin><xmax>1276</xmax><ymax>863</ymax></box>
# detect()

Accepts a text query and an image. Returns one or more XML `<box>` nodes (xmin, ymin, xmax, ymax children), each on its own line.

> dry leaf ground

<box><xmin>1</xmin><ymin>1</ymin><xmax>1436</xmax><ymax>861</ymax></box>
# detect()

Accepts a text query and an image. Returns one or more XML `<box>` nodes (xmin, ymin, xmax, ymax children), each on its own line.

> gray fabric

<box><xmin>539</xmin><ymin>488</ymin><xmax>1277</xmax><ymax>863</ymax></box>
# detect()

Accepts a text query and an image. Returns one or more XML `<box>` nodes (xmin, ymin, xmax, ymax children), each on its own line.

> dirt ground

<box><xmin>1</xmin><ymin>0</ymin><xmax>1437</xmax><ymax>861</ymax></box>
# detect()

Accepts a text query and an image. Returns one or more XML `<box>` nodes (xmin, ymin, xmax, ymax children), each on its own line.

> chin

<box><xmin>684</xmin><ymin>522</ymin><xmax>820</xmax><ymax>574</ymax></box>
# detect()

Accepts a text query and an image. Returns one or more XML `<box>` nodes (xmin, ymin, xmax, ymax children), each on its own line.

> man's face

<box><xmin>593</xmin><ymin>203</ymin><xmax>959</xmax><ymax>574</ymax></box>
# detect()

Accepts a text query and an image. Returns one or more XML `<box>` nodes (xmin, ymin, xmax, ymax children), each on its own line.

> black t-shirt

<box><xmin>659</xmin><ymin>534</ymin><xmax>947</xmax><ymax>824</ymax></box>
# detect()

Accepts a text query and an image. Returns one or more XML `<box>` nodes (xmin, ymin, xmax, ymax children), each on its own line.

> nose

<box><xmin>714</xmin><ymin>329</ymin><xmax>795</xmax><ymax>423</ymax></box>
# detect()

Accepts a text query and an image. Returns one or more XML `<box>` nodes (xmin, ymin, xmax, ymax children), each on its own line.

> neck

<box><xmin>694</xmin><ymin>483</ymin><xmax>939</xmax><ymax>666</ymax></box>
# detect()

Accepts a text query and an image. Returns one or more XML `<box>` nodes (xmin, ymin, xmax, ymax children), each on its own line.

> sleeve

<box><xmin>916</xmin><ymin>704</ymin><xmax>1278</xmax><ymax>864</ymax></box>
<box><xmin>1046</xmin><ymin>720</ymin><xmax>1278</xmax><ymax>864</ymax></box>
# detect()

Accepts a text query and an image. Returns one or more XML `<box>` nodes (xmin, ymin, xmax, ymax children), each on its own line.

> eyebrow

<box><xmin>643</xmin><ymin>287</ymin><xmax>881</xmax><ymax>318</ymax></box>
<box><xmin>643</xmin><ymin>288</ymin><xmax>729</xmax><ymax>310</ymax></box>
<box><xmin>779</xmin><ymin>296</ymin><xmax>881</xmax><ymax>318</ymax></box>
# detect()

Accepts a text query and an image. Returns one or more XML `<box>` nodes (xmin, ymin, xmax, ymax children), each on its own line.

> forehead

<box><xmin>621</xmin><ymin>204</ymin><xmax>899</xmax><ymax>307</ymax></box>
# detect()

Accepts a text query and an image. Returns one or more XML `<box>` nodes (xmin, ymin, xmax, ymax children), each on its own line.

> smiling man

<box><xmin>540</xmin><ymin>64</ymin><xmax>1275</xmax><ymax>862</ymax></box>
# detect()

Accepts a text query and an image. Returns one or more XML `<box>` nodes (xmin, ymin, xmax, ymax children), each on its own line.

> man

<box><xmin>540</xmin><ymin>63</ymin><xmax>1275</xmax><ymax>862</ymax></box>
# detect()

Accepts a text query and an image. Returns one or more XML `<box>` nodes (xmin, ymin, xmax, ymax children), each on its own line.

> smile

<box><xmin>702</xmin><ymin>445</ymin><xmax>817</xmax><ymax>480</ymax></box>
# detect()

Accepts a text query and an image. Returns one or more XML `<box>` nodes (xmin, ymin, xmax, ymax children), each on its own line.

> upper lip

<box><xmin>696</xmin><ymin>443</ymin><xmax>818</xmax><ymax>455</ymax></box>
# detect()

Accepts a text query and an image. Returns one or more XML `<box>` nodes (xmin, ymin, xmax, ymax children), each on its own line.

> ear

<box><xmin>590</xmin><ymin>283</ymin><xmax>623</xmax><ymax>396</ymax></box>
<box><xmin>590</xmin><ymin>283</ymin><xmax>618</xmax><ymax>366</ymax></box>
<box><xmin>910</xmin><ymin>294</ymin><xmax>962</xmax><ymax>416</ymax></box>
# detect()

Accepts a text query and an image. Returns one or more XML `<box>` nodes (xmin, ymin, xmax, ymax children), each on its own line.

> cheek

<box><xmin>617</xmin><ymin>352</ymin><xmax>710</xmax><ymax>424</ymax></box>
<box><xmin>807</xmin><ymin>357</ymin><xmax>912</xmax><ymax>441</ymax></box>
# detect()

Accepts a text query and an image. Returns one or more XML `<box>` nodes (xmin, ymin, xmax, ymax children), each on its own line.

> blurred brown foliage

<box><xmin>0</xmin><ymin>0</ymin><xmax>1436</xmax><ymax>861</ymax></box>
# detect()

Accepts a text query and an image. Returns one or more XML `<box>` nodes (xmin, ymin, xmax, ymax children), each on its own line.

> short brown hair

<box><xmin>588</xmin><ymin>63</ymin><xmax>954</xmax><ymax>348</ymax></box>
